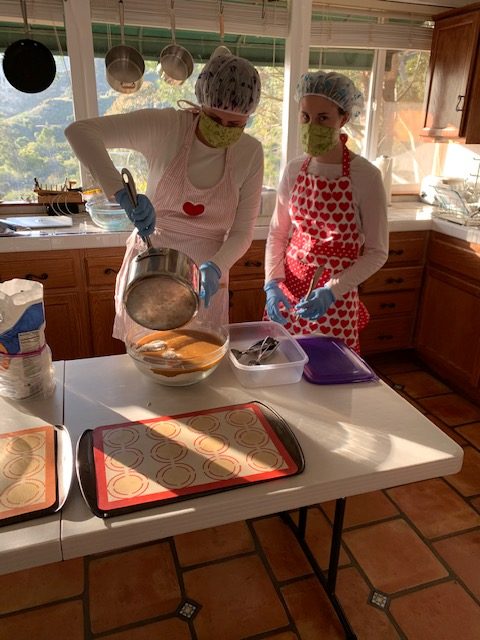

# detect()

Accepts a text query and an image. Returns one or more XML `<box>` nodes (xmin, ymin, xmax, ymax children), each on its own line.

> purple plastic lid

<box><xmin>296</xmin><ymin>336</ymin><xmax>378</xmax><ymax>384</ymax></box>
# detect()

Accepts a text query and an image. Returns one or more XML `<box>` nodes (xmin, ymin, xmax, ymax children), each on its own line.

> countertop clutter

<box><xmin>0</xmin><ymin>353</ymin><xmax>463</xmax><ymax>572</ymax></box>
<box><xmin>0</xmin><ymin>203</ymin><xmax>480</xmax><ymax>253</ymax></box>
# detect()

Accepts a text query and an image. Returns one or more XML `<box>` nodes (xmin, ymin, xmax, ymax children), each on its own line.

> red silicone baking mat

<box><xmin>92</xmin><ymin>402</ymin><xmax>300</xmax><ymax>512</ymax></box>
<box><xmin>0</xmin><ymin>425</ymin><xmax>57</xmax><ymax>522</ymax></box>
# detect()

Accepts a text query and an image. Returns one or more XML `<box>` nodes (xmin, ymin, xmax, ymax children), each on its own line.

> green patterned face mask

<box><xmin>301</xmin><ymin>123</ymin><xmax>340</xmax><ymax>156</ymax></box>
<box><xmin>198</xmin><ymin>111</ymin><xmax>245</xmax><ymax>148</ymax></box>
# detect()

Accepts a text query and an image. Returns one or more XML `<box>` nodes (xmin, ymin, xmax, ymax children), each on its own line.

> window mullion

<box><xmin>364</xmin><ymin>47</ymin><xmax>386</xmax><ymax>162</ymax></box>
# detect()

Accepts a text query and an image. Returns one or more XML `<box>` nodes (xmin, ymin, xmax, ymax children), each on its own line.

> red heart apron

<box><xmin>268</xmin><ymin>135</ymin><xmax>369</xmax><ymax>353</ymax></box>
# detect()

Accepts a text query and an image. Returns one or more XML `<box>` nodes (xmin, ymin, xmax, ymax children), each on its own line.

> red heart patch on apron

<box><xmin>183</xmin><ymin>201</ymin><xmax>205</xmax><ymax>216</ymax></box>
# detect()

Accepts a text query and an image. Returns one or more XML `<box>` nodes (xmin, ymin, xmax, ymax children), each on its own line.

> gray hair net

<box><xmin>195</xmin><ymin>54</ymin><xmax>261</xmax><ymax>115</ymax></box>
<box><xmin>295</xmin><ymin>71</ymin><xmax>364</xmax><ymax>119</ymax></box>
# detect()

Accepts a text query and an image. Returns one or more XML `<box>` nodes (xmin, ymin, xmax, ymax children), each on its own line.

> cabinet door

<box><xmin>416</xmin><ymin>266</ymin><xmax>480</xmax><ymax>387</ymax></box>
<box><xmin>44</xmin><ymin>292</ymin><xmax>91</xmax><ymax>360</ymax></box>
<box><xmin>229</xmin><ymin>278</ymin><xmax>265</xmax><ymax>324</ymax></box>
<box><xmin>421</xmin><ymin>14</ymin><xmax>478</xmax><ymax>138</ymax></box>
<box><xmin>88</xmin><ymin>291</ymin><xmax>126</xmax><ymax>357</ymax></box>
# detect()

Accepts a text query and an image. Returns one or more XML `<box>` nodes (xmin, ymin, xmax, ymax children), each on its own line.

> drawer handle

<box><xmin>456</xmin><ymin>94</ymin><xmax>465</xmax><ymax>112</ymax></box>
<box><xmin>388</xmin><ymin>249</ymin><xmax>404</xmax><ymax>256</ymax></box>
<box><xmin>25</xmin><ymin>272</ymin><xmax>48</xmax><ymax>281</ymax></box>
<box><xmin>377</xmin><ymin>334</ymin><xmax>394</xmax><ymax>340</ymax></box>
<box><xmin>104</xmin><ymin>268</ymin><xmax>119</xmax><ymax>275</ymax></box>
<box><xmin>386</xmin><ymin>277</ymin><xmax>404</xmax><ymax>285</ymax></box>
<box><xmin>380</xmin><ymin>302</ymin><xmax>396</xmax><ymax>309</ymax></box>
<box><xmin>245</xmin><ymin>260</ymin><xmax>262</xmax><ymax>268</ymax></box>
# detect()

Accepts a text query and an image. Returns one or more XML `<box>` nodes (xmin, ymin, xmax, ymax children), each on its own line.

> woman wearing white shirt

<box><xmin>264</xmin><ymin>71</ymin><xmax>388</xmax><ymax>353</ymax></box>
<box><xmin>65</xmin><ymin>53</ymin><xmax>263</xmax><ymax>340</ymax></box>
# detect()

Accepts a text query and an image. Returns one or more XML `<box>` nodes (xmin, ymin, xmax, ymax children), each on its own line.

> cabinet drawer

<box><xmin>84</xmin><ymin>253</ymin><xmax>125</xmax><ymax>287</ymax></box>
<box><xmin>360</xmin><ymin>266</ymin><xmax>423</xmax><ymax>294</ymax></box>
<box><xmin>230</xmin><ymin>241</ymin><xmax>265</xmax><ymax>278</ymax></box>
<box><xmin>386</xmin><ymin>231</ymin><xmax>427</xmax><ymax>265</ymax></box>
<box><xmin>361</xmin><ymin>290</ymin><xmax>417</xmax><ymax>317</ymax></box>
<box><xmin>0</xmin><ymin>252</ymin><xmax>80</xmax><ymax>289</ymax></box>
<box><xmin>361</xmin><ymin>316</ymin><xmax>415</xmax><ymax>353</ymax></box>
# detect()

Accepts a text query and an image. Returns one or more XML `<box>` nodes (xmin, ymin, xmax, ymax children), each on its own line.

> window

<box><xmin>0</xmin><ymin>51</ymin><xmax>79</xmax><ymax>201</ymax></box>
<box><xmin>309</xmin><ymin>46</ymin><xmax>432</xmax><ymax>190</ymax></box>
<box><xmin>375</xmin><ymin>49</ymin><xmax>433</xmax><ymax>189</ymax></box>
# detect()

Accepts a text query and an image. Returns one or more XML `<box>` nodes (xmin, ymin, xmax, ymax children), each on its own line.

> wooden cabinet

<box><xmin>415</xmin><ymin>232</ymin><xmax>480</xmax><ymax>401</ymax></box>
<box><xmin>0</xmin><ymin>249</ymin><xmax>91</xmax><ymax>361</ymax></box>
<box><xmin>229</xmin><ymin>240</ymin><xmax>266</xmax><ymax>323</ymax></box>
<box><xmin>421</xmin><ymin>4</ymin><xmax>480</xmax><ymax>142</ymax></box>
<box><xmin>0</xmin><ymin>247</ymin><xmax>127</xmax><ymax>361</ymax></box>
<box><xmin>83</xmin><ymin>248</ymin><xmax>126</xmax><ymax>357</ymax></box>
<box><xmin>359</xmin><ymin>231</ymin><xmax>427</xmax><ymax>354</ymax></box>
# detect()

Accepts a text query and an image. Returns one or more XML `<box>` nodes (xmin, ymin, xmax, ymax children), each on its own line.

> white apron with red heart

<box><xmin>113</xmin><ymin>114</ymin><xmax>239</xmax><ymax>340</ymax></box>
<box><xmin>268</xmin><ymin>136</ymin><xmax>369</xmax><ymax>353</ymax></box>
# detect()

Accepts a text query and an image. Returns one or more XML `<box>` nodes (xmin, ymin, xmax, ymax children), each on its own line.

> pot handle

<box><xmin>118</xmin><ymin>0</ymin><xmax>125</xmax><ymax>46</ymax></box>
<box><xmin>20</xmin><ymin>0</ymin><xmax>30</xmax><ymax>36</ymax></box>
<box><xmin>121</xmin><ymin>168</ymin><xmax>153</xmax><ymax>249</ymax></box>
<box><xmin>170</xmin><ymin>0</ymin><xmax>176</xmax><ymax>45</ymax></box>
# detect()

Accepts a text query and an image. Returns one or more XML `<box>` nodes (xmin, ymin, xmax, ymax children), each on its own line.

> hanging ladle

<box><xmin>121</xmin><ymin>169</ymin><xmax>200</xmax><ymax>331</ymax></box>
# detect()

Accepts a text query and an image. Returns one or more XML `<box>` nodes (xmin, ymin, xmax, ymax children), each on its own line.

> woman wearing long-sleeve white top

<box><xmin>65</xmin><ymin>53</ymin><xmax>263</xmax><ymax>340</ymax></box>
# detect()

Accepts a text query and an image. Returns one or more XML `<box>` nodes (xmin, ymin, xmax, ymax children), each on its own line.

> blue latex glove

<box><xmin>115</xmin><ymin>187</ymin><xmax>155</xmax><ymax>236</ymax></box>
<box><xmin>199</xmin><ymin>261</ymin><xmax>221</xmax><ymax>308</ymax></box>
<box><xmin>295</xmin><ymin>287</ymin><xmax>335</xmax><ymax>320</ymax></box>
<box><xmin>264</xmin><ymin>280</ymin><xmax>291</xmax><ymax>325</ymax></box>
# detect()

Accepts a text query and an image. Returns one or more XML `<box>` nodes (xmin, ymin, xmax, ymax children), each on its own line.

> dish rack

<box><xmin>432</xmin><ymin>185</ymin><xmax>480</xmax><ymax>226</ymax></box>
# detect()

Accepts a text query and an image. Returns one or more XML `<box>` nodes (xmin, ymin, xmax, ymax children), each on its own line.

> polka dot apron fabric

<box><xmin>271</xmin><ymin>135</ymin><xmax>369</xmax><ymax>353</ymax></box>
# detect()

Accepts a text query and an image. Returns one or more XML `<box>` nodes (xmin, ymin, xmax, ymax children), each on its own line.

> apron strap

<box><xmin>340</xmin><ymin>133</ymin><xmax>351</xmax><ymax>177</ymax></box>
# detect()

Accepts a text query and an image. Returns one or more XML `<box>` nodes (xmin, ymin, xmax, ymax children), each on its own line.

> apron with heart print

<box><xmin>113</xmin><ymin>113</ymin><xmax>239</xmax><ymax>340</ymax></box>
<box><xmin>271</xmin><ymin>135</ymin><xmax>369</xmax><ymax>353</ymax></box>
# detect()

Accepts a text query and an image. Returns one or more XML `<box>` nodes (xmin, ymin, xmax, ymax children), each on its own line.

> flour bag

<box><xmin>0</xmin><ymin>279</ymin><xmax>55</xmax><ymax>399</ymax></box>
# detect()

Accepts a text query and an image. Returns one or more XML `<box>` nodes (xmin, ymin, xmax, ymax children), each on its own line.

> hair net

<box><xmin>195</xmin><ymin>54</ymin><xmax>261</xmax><ymax>115</ymax></box>
<box><xmin>295</xmin><ymin>71</ymin><xmax>364</xmax><ymax>119</ymax></box>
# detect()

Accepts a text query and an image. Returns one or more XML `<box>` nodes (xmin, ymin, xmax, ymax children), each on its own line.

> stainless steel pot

<box><xmin>120</xmin><ymin>169</ymin><xmax>200</xmax><ymax>331</ymax></box>
<box><xmin>158</xmin><ymin>1</ymin><xmax>193</xmax><ymax>86</ymax></box>
<box><xmin>106</xmin><ymin>0</ymin><xmax>145</xmax><ymax>94</ymax></box>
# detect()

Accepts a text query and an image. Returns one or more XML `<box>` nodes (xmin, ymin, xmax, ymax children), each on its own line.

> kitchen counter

<box><xmin>1</xmin><ymin>204</ymin><xmax>479</xmax><ymax>253</ymax></box>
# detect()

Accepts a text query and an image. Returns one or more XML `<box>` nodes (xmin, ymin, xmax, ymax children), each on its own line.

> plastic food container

<box><xmin>125</xmin><ymin>319</ymin><xmax>229</xmax><ymax>387</ymax></box>
<box><xmin>85</xmin><ymin>197</ymin><xmax>133</xmax><ymax>231</ymax></box>
<box><xmin>227</xmin><ymin>322</ymin><xmax>308</xmax><ymax>387</ymax></box>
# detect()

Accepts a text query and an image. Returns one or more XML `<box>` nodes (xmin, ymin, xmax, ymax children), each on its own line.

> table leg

<box><xmin>280</xmin><ymin>498</ymin><xmax>356</xmax><ymax>640</ymax></box>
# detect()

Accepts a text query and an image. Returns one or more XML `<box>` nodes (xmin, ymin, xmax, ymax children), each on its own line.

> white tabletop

<box><xmin>0</xmin><ymin>362</ymin><xmax>64</xmax><ymax>575</ymax></box>
<box><xmin>61</xmin><ymin>354</ymin><xmax>463</xmax><ymax>560</ymax></box>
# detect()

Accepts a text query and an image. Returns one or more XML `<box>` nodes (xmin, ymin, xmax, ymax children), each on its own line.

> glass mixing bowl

<box><xmin>85</xmin><ymin>196</ymin><xmax>134</xmax><ymax>231</ymax></box>
<box><xmin>125</xmin><ymin>320</ymin><xmax>229</xmax><ymax>386</ymax></box>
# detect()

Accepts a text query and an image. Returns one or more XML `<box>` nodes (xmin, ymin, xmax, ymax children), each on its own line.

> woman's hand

<box><xmin>264</xmin><ymin>280</ymin><xmax>291</xmax><ymax>324</ymax></box>
<box><xmin>199</xmin><ymin>261</ymin><xmax>221</xmax><ymax>308</ymax></box>
<box><xmin>295</xmin><ymin>287</ymin><xmax>335</xmax><ymax>320</ymax></box>
<box><xmin>115</xmin><ymin>188</ymin><xmax>155</xmax><ymax>236</ymax></box>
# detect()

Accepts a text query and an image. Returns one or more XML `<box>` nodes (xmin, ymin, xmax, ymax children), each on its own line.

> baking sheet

<box><xmin>0</xmin><ymin>424</ymin><xmax>73</xmax><ymax>527</ymax></box>
<box><xmin>76</xmin><ymin>402</ymin><xmax>304</xmax><ymax>518</ymax></box>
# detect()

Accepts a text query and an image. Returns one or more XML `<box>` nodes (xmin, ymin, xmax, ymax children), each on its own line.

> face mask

<box><xmin>301</xmin><ymin>123</ymin><xmax>340</xmax><ymax>156</ymax></box>
<box><xmin>198</xmin><ymin>111</ymin><xmax>244</xmax><ymax>148</ymax></box>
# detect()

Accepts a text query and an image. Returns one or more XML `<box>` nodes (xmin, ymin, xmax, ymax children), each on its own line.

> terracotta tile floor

<box><xmin>1</xmin><ymin>350</ymin><xmax>480</xmax><ymax>639</ymax></box>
